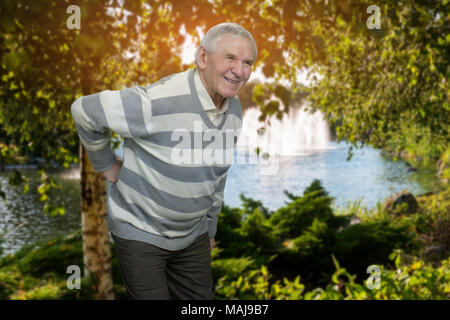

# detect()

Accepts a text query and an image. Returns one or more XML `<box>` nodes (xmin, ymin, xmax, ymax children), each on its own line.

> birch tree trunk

<box><xmin>80</xmin><ymin>143</ymin><xmax>115</xmax><ymax>299</ymax></box>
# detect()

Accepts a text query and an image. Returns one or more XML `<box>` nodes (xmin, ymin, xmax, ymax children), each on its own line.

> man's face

<box><xmin>198</xmin><ymin>34</ymin><xmax>254</xmax><ymax>103</ymax></box>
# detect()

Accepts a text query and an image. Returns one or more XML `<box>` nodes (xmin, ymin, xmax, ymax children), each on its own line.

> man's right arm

<box><xmin>70</xmin><ymin>87</ymin><xmax>150</xmax><ymax>174</ymax></box>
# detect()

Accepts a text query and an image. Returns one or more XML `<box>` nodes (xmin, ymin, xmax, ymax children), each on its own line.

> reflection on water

<box><xmin>0</xmin><ymin>141</ymin><xmax>440</xmax><ymax>256</ymax></box>
<box><xmin>0</xmin><ymin>169</ymin><xmax>81</xmax><ymax>256</ymax></box>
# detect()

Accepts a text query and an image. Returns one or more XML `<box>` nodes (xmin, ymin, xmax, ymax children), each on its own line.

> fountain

<box><xmin>236</xmin><ymin>102</ymin><xmax>332</xmax><ymax>157</ymax></box>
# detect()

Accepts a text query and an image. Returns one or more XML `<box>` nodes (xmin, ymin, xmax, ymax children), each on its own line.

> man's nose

<box><xmin>231</xmin><ymin>62</ymin><xmax>244</xmax><ymax>79</ymax></box>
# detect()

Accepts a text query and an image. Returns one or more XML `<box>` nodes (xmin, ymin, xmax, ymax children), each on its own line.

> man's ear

<box><xmin>197</xmin><ymin>46</ymin><xmax>208</xmax><ymax>70</ymax></box>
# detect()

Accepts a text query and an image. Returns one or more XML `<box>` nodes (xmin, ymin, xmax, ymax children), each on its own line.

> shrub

<box><xmin>269</xmin><ymin>180</ymin><xmax>335</xmax><ymax>239</ymax></box>
<box><xmin>215</xmin><ymin>205</ymin><xmax>246</xmax><ymax>255</ymax></box>
<box><xmin>0</xmin><ymin>267</ymin><xmax>20</xmax><ymax>299</ymax></box>
<box><xmin>14</xmin><ymin>231</ymin><xmax>83</xmax><ymax>277</ymax></box>
<box><xmin>239</xmin><ymin>194</ymin><xmax>271</xmax><ymax>219</ymax></box>
<box><xmin>309</xmin><ymin>251</ymin><xmax>450</xmax><ymax>300</ymax></box>
<box><xmin>11</xmin><ymin>281</ymin><xmax>63</xmax><ymax>300</ymax></box>
<box><xmin>240</xmin><ymin>208</ymin><xmax>279</xmax><ymax>252</ymax></box>
<box><xmin>212</xmin><ymin>256</ymin><xmax>255</xmax><ymax>287</ymax></box>
<box><xmin>214</xmin><ymin>251</ymin><xmax>450</xmax><ymax>300</ymax></box>
<box><xmin>214</xmin><ymin>263</ymin><xmax>324</xmax><ymax>300</ymax></box>
<box><xmin>333</xmin><ymin>219</ymin><xmax>419</xmax><ymax>279</ymax></box>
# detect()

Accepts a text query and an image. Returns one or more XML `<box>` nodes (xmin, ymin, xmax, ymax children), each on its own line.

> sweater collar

<box><xmin>193</xmin><ymin>68</ymin><xmax>229</xmax><ymax>114</ymax></box>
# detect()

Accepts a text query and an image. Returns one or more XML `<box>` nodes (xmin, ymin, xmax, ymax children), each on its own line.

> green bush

<box><xmin>0</xmin><ymin>229</ymin><xmax>128</xmax><ymax>300</ymax></box>
<box><xmin>0</xmin><ymin>267</ymin><xmax>20</xmax><ymax>299</ymax></box>
<box><xmin>332</xmin><ymin>219</ymin><xmax>419</xmax><ymax>279</ymax></box>
<box><xmin>11</xmin><ymin>281</ymin><xmax>63</xmax><ymax>300</ymax></box>
<box><xmin>13</xmin><ymin>231</ymin><xmax>83</xmax><ymax>277</ymax></box>
<box><xmin>215</xmin><ymin>205</ymin><xmax>246</xmax><ymax>257</ymax></box>
<box><xmin>239</xmin><ymin>194</ymin><xmax>271</xmax><ymax>219</ymax></box>
<box><xmin>270</xmin><ymin>214</ymin><xmax>417</xmax><ymax>289</ymax></box>
<box><xmin>293</xmin><ymin>218</ymin><xmax>329</xmax><ymax>253</ymax></box>
<box><xmin>308</xmin><ymin>251</ymin><xmax>450</xmax><ymax>300</ymax></box>
<box><xmin>240</xmin><ymin>208</ymin><xmax>279</xmax><ymax>252</ymax></box>
<box><xmin>214</xmin><ymin>251</ymin><xmax>450</xmax><ymax>300</ymax></box>
<box><xmin>216</xmin><ymin>201</ymin><xmax>278</xmax><ymax>263</ymax></box>
<box><xmin>212</xmin><ymin>256</ymin><xmax>255</xmax><ymax>287</ymax></box>
<box><xmin>269</xmin><ymin>180</ymin><xmax>336</xmax><ymax>238</ymax></box>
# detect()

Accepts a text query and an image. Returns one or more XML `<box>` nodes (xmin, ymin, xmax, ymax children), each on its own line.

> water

<box><xmin>0</xmin><ymin>168</ymin><xmax>82</xmax><ymax>256</ymax></box>
<box><xmin>227</xmin><ymin>141</ymin><xmax>440</xmax><ymax>212</ymax></box>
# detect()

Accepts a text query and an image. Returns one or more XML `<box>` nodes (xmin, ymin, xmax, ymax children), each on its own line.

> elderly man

<box><xmin>71</xmin><ymin>23</ymin><xmax>256</xmax><ymax>300</ymax></box>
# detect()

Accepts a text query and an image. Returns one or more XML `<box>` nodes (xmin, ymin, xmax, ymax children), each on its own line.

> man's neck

<box><xmin>198</xmin><ymin>70</ymin><xmax>226</xmax><ymax>110</ymax></box>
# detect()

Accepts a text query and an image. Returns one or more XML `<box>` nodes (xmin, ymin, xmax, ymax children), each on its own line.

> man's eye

<box><xmin>227</xmin><ymin>56</ymin><xmax>234</xmax><ymax>60</ymax></box>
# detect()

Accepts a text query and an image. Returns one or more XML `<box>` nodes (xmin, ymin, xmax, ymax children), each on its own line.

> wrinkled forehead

<box><xmin>215</xmin><ymin>34</ymin><xmax>256</xmax><ymax>60</ymax></box>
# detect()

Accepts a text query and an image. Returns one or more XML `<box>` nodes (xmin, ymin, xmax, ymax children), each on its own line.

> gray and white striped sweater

<box><xmin>71</xmin><ymin>68</ymin><xmax>242</xmax><ymax>250</ymax></box>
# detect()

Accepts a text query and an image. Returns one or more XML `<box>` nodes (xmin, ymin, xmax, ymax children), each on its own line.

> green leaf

<box><xmin>3</xmin><ymin>52</ymin><xmax>21</xmax><ymax>71</ymax></box>
<box><xmin>50</xmin><ymin>206</ymin><xmax>66</xmax><ymax>217</ymax></box>
<box><xmin>22</xmin><ymin>184</ymin><xmax>29</xmax><ymax>195</ymax></box>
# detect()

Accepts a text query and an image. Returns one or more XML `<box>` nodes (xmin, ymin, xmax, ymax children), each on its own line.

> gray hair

<box><xmin>194</xmin><ymin>23</ymin><xmax>257</xmax><ymax>66</ymax></box>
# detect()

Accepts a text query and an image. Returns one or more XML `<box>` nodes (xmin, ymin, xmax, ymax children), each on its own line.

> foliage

<box><xmin>239</xmin><ymin>193</ymin><xmax>272</xmax><ymax>219</ymax></box>
<box><xmin>215</xmin><ymin>265</ymin><xmax>279</xmax><ymax>300</ymax></box>
<box><xmin>215</xmin><ymin>179</ymin><xmax>425</xmax><ymax>290</ymax></box>
<box><xmin>0</xmin><ymin>230</ymin><xmax>83</xmax><ymax>276</ymax></box>
<box><xmin>308</xmin><ymin>251</ymin><xmax>450</xmax><ymax>300</ymax></box>
<box><xmin>332</xmin><ymin>219</ymin><xmax>419</xmax><ymax>277</ymax></box>
<box><xmin>269</xmin><ymin>179</ymin><xmax>338</xmax><ymax>238</ymax></box>
<box><xmin>214</xmin><ymin>251</ymin><xmax>450</xmax><ymax>300</ymax></box>
<box><xmin>384</xmin><ymin>121</ymin><xmax>444</xmax><ymax>164</ymax></box>
<box><xmin>304</xmin><ymin>1</ymin><xmax>449</xmax><ymax>159</ymax></box>
<box><xmin>214</xmin><ymin>205</ymin><xmax>247</xmax><ymax>256</ymax></box>
<box><xmin>0</xmin><ymin>229</ymin><xmax>126</xmax><ymax>300</ymax></box>
<box><xmin>211</xmin><ymin>256</ymin><xmax>255</xmax><ymax>287</ymax></box>
<box><xmin>240</xmin><ymin>208</ymin><xmax>279</xmax><ymax>252</ymax></box>
<box><xmin>11</xmin><ymin>280</ymin><xmax>63</xmax><ymax>300</ymax></box>
<box><xmin>415</xmin><ymin>182</ymin><xmax>450</xmax><ymax>254</ymax></box>
<box><xmin>215</xmin><ymin>197</ymin><xmax>277</xmax><ymax>264</ymax></box>
<box><xmin>0</xmin><ymin>178</ymin><xmax>448</xmax><ymax>299</ymax></box>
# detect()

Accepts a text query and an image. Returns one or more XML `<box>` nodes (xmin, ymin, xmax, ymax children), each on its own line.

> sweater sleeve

<box><xmin>71</xmin><ymin>86</ymin><xmax>150</xmax><ymax>172</ymax></box>
<box><xmin>207</xmin><ymin>173</ymin><xmax>228</xmax><ymax>238</ymax></box>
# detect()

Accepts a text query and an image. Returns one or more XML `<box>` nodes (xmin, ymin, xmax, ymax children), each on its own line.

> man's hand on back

<box><xmin>102</xmin><ymin>158</ymin><xmax>123</xmax><ymax>183</ymax></box>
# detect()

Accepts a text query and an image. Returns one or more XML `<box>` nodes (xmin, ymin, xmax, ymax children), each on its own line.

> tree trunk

<box><xmin>79</xmin><ymin>63</ymin><xmax>114</xmax><ymax>299</ymax></box>
<box><xmin>80</xmin><ymin>141</ymin><xmax>115</xmax><ymax>299</ymax></box>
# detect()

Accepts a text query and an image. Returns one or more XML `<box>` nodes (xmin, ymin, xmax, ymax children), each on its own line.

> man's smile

<box><xmin>222</xmin><ymin>75</ymin><xmax>241</xmax><ymax>84</ymax></box>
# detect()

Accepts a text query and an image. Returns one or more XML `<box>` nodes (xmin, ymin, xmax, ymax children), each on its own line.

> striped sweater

<box><xmin>71</xmin><ymin>68</ymin><xmax>242</xmax><ymax>251</ymax></box>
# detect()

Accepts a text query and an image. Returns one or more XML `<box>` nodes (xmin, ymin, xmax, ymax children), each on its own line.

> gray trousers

<box><xmin>111</xmin><ymin>232</ymin><xmax>214</xmax><ymax>300</ymax></box>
